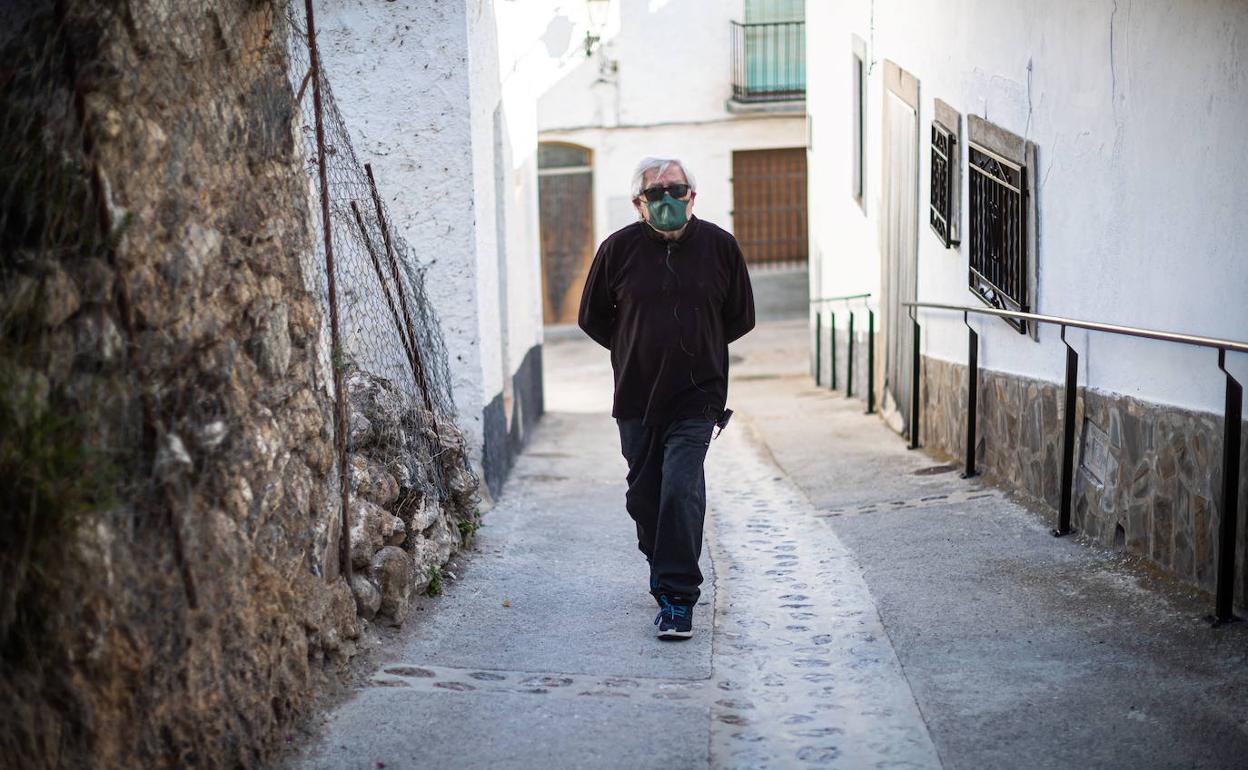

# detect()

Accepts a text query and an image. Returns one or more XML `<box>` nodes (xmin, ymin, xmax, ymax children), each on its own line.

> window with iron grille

<box><xmin>967</xmin><ymin>142</ymin><xmax>1028</xmax><ymax>333</ymax></box>
<box><xmin>929</xmin><ymin>120</ymin><xmax>958</xmax><ymax>248</ymax></box>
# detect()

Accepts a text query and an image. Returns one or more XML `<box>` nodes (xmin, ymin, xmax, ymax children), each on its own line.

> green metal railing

<box><xmin>810</xmin><ymin>293</ymin><xmax>874</xmax><ymax>414</ymax></box>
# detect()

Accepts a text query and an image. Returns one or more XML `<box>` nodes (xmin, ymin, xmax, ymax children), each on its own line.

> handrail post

<box><xmin>963</xmin><ymin>312</ymin><xmax>979</xmax><ymax>478</ymax></box>
<box><xmin>903</xmin><ymin>298</ymin><xmax>1248</xmax><ymax>623</ymax></box>
<box><xmin>846</xmin><ymin>310</ymin><xmax>856</xmax><ymax>399</ymax></box>
<box><xmin>830</xmin><ymin>312</ymin><xmax>837</xmax><ymax>391</ymax></box>
<box><xmin>1213</xmin><ymin>349</ymin><xmax>1242</xmax><ymax>625</ymax></box>
<box><xmin>866</xmin><ymin>308</ymin><xmax>875</xmax><ymax>414</ymax></box>
<box><xmin>1054</xmin><ymin>325</ymin><xmax>1078</xmax><ymax>537</ymax></box>
<box><xmin>814</xmin><ymin>311</ymin><xmax>822</xmax><ymax>385</ymax></box>
<box><xmin>909</xmin><ymin>311</ymin><xmax>921</xmax><ymax>450</ymax></box>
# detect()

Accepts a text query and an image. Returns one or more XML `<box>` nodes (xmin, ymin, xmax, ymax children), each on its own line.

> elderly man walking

<box><xmin>578</xmin><ymin>157</ymin><xmax>755</xmax><ymax>640</ymax></box>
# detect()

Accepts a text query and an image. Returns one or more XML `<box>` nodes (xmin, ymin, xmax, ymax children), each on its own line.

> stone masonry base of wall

<box><xmin>920</xmin><ymin>356</ymin><xmax>1248</xmax><ymax>612</ymax></box>
<box><xmin>482</xmin><ymin>343</ymin><xmax>545</xmax><ymax>497</ymax></box>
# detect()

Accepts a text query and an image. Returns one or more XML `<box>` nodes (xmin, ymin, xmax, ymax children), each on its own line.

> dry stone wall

<box><xmin>343</xmin><ymin>367</ymin><xmax>474</xmax><ymax>626</ymax></box>
<box><xmin>0</xmin><ymin>2</ymin><xmax>477</xmax><ymax>768</ymax></box>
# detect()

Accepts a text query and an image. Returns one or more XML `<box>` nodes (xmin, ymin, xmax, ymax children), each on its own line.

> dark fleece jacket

<box><xmin>578</xmin><ymin>216</ymin><xmax>755</xmax><ymax>427</ymax></box>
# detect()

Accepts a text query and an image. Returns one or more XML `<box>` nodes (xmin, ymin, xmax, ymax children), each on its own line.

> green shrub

<box><xmin>424</xmin><ymin>564</ymin><xmax>443</xmax><ymax>597</ymax></box>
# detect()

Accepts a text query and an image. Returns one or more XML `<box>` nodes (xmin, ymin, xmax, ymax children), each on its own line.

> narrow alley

<box><xmin>7</xmin><ymin>4</ymin><xmax>1248</xmax><ymax>769</ymax></box>
<box><xmin>293</xmin><ymin>320</ymin><xmax>1248</xmax><ymax>770</ymax></box>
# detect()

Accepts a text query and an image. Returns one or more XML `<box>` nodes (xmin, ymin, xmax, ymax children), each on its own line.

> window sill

<box><xmin>726</xmin><ymin>97</ymin><xmax>806</xmax><ymax>116</ymax></box>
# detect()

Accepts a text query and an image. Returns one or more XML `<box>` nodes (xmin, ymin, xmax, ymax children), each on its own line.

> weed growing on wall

<box><xmin>425</xmin><ymin>564</ymin><xmax>444</xmax><ymax>597</ymax></box>
<box><xmin>0</xmin><ymin>4</ymin><xmax>124</xmax><ymax>665</ymax></box>
<box><xmin>0</xmin><ymin>361</ymin><xmax>120</xmax><ymax>661</ymax></box>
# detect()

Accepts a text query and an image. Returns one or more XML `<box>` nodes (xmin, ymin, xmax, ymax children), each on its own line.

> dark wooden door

<box><xmin>732</xmin><ymin>147</ymin><xmax>808</xmax><ymax>267</ymax></box>
<box><xmin>538</xmin><ymin>143</ymin><xmax>595</xmax><ymax>325</ymax></box>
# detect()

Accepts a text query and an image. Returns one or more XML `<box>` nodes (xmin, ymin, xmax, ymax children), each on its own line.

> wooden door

<box><xmin>880</xmin><ymin>62</ymin><xmax>920</xmax><ymax>437</ymax></box>
<box><xmin>538</xmin><ymin>143</ymin><xmax>595</xmax><ymax>325</ymax></box>
<box><xmin>732</xmin><ymin>147</ymin><xmax>808</xmax><ymax>267</ymax></box>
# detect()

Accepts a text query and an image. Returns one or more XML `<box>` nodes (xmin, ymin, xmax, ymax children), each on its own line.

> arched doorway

<box><xmin>537</xmin><ymin>142</ymin><xmax>594</xmax><ymax>325</ymax></box>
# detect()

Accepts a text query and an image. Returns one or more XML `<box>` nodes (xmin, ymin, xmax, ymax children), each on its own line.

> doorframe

<box><xmin>877</xmin><ymin>60</ymin><xmax>920</xmax><ymax>436</ymax></box>
<box><xmin>537</xmin><ymin>141</ymin><xmax>596</xmax><ymax>327</ymax></box>
<box><xmin>731</xmin><ymin>146</ymin><xmax>810</xmax><ymax>268</ymax></box>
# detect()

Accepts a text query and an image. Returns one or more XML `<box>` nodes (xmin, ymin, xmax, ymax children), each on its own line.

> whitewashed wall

<box><xmin>541</xmin><ymin>120</ymin><xmax>806</xmax><ymax>244</ymax></box>
<box><xmin>537</xmin><ymin>0</ymin><xmax>806</xmax><ymax>242</ymax></box>
<box><xmin>807</xmin><ymin>0</ymin><xmax>1248</xmax><ymax>415</ymax></box>
<box><xmin>313</xmin><ymin>0</ymin><xmax>545</xmax><ymax>488</ymax></box>
<box><xmin>540</xmin><ymin>0</ymin><xmax>744</xmax><ymax>129</ymax></box>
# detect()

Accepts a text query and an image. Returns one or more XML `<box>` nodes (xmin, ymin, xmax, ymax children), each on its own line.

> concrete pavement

<box><xmin>730</xmin><ymin>320</ymin><xmax>1248</xmax><ymax>769</ymax></box>
<box><xmin>292</xmin><ymin>319</ymin><xmax>1248</xmax><ymax>770</ymax></box>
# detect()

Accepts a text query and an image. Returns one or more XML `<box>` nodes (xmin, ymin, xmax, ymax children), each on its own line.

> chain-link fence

<box><xmin>287</xmin><ymin>0</ymin><xmax>477</xmax><ymax>580</ymax></box>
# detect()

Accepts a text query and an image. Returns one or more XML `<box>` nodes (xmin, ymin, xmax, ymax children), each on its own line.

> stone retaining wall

<box><xmin>0</xmin><ymin>3</ymin><xmax>477</xmax><ymax>768</ymax></box>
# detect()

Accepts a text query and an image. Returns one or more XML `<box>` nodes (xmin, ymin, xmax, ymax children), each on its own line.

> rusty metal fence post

<box><xmin>365</xmin><ymin>164</ymin><xmax>439</xmax><ymax>434</ymax></box>
<box><xmin>304</xmin><ymin>0</ymin><xmax>351</xmax><ymax>580</ymax></box>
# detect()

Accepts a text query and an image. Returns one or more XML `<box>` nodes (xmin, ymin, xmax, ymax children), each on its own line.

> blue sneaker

<box><xmin>654</xmin><ymin>595</ymin><xmax>693</xmax><ymax>640</ymax></box>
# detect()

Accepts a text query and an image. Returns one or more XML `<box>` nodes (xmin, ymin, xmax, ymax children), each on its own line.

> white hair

<box><xmin>629</xmin><ymin>157</ymin><xmax>697</xmax><ymax>199</ymax></box>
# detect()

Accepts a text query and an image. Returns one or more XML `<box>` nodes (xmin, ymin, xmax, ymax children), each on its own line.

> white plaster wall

<box><xmin>543</xmin><ymin>118</ymin><xmax>806</xmax><ymax>244</ymax></box>
<box><xmin>494</xmin><ymin>2</ymin><xmax>556</xmax><ymax>376</ymax></box>
<box><xmin>313</xmin><ymin>0</ymin><xmax>547</xmax><ymax>466</ymax></box>
<box><xmin>313</xmin><ymin>0</ymin><xmax>485</xmax><ymax>452</ymax></box>
<box><xmin>538</xmin><ymin>0</ymin><xmax>747</xmax><ymax>131</ymax></box>
<box><xmin>535</xmin><ymin>0</ymin><xmax>805</xmax><ymax>241</ymax></box>
<box><xmin>472</xmin><ymin>0</ymin><xmax>548</xmax><ymax>420</ymax></box>
<box><xmin>807</xmin><ymin>0</ymin><xmax>1248</xmax><ymax>415</ymax></box>
<box><xmin>466</xmin><ymin>0</ymin><xmax>505</xmax><ymax>401</ymax></box>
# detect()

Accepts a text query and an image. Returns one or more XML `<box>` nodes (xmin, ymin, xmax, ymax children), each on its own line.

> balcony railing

<box><xmin>730</xmin><ymin>20</ymin><xmax>806</xmax><ymax>103</ymax></box>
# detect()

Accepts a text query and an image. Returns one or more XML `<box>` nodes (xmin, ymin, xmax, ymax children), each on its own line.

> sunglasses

<box><xmin>641</xmin><ymin>184</ymin><xmax>691</xmax><ymax>202</ymax></box>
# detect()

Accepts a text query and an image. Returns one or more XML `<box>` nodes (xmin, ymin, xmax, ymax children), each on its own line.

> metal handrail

<box><xmin>810</xmin><ymin>292</ymin><xmax>872</xmax><ymax>305</ymax></box>
<box><xmin>904</xmin><ymin>301</ymin><xmax>1248</xmax><ymax>354</ymax></box>
<box><xmin>811</xmin><ymin>294</ymin><xmax>875</xmax><ymax>412</ymax></box>
<box><xmin>903</xmin><ymin>300</ymin><xmax>1245</xmax><ymax>624</ymax></box>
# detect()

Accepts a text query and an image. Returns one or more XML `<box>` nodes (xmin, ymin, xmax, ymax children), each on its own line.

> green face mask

<box><xmin>646</xmin><ymin>194</ymin><xmax>689</xmax><ymax>232</ymax></box>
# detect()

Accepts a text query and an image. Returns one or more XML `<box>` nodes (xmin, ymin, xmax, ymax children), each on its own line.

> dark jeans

<box><xmin>616</xmin><ymin>416</ymin><xmax>716</xmax><ymax>606</ymax></box>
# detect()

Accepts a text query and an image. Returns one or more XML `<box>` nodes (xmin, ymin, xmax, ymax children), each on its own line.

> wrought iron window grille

<box><xmin>967</xmin><ymin>141</ymin><xmax>1028</xmax><ymax>334</ymax></box>
<box><xmin>930</xmin><ymin>120</ymin><xmax>958</xmax><ymax>248</ymax></box>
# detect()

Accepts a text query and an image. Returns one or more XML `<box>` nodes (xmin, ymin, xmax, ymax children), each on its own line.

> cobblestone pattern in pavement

<box><xmin>733</xmin><ymin>320</ymin><xmax>1248</xmax><ymax>769</ymax></box>
<box><xmin>294</xmin><ymin>327</ymin><xmax>944</xmax><ymax>769</ymax></box>
<box><xmin>368</xmin><ymin>662</ymin><xmax>711</xmax><ymax>701</ymax></box>
<box><xmin>705</xmin><ymin>424</ymin><xmax>941</xmax><ymax>768</ymax></box>
<box><xmin>295</xmin><ymin>410</ymin><xmax>716</xmax><ymax>770</ymax></box>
